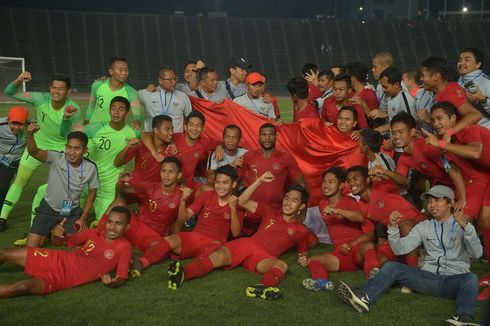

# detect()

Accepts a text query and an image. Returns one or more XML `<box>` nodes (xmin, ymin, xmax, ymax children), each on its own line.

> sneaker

<box><xmin>479</xmin><ymin>274</ymin><xmax>490</xmax><ymax>287</ymax></box>
<box><xmin>168</xmin><ymin>260</ymin><xmax>184</xmax><ymax>290</ymax></box>
<box><xmin>336</xmin><ymin>281</ymin><xmax>370</xmax><ymax>313</ymax></box>
<box><xmin>0</xmin><ymin>218</ymin><xmax>7</xmax><ymax>232</ymax></box>
<box><xmin>400</xmin><ymin>286</ymin><xmax>412</xmax><ymax>294</ymax></box>
<box><xmin>302</xmin><ymin>278</ymin><xmax>334</xmax><ymax>291</ymax></box>
<box><xmin>445</xmin><ymin>314</ymin><xmax>480</xmax><ymax>326</ymax></box>
<box><xmin>13</xmin><ymin>236</ymin><xmax>27</xmax><ymax>247</ymax></box>
<box><xmin>245</xmin><ymin>284</ymin><xmax>282</xmax><ymax>300</ymax></box>
<box><xmin>477</xmin><ymin>286</ymin><xmax>490</xmax><ymax>301</ymax></box>
<box><xmin>368</xmin><ymin>267</ymin><xmax>380</xmax><ymax>280</ymax></box>
<box><xmin>130</xmin><ymin>256</ymin><xmax>143</xmax><ymax>278</ymax></box>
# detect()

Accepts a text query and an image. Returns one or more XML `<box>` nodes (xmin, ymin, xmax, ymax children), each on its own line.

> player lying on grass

<box><xmin>301</xmin><ymin>166</ymin><xmax>380</xmax><ymax>292</ymax></box>
<box><xmin>0</xmin><ymin>205</ymin><xmax>132</xmax><ymax>297</ymax></box>
<box><xmin>168</xmin><ymin>171</ymin><xmax>309</xmax><ymax>301</ymax></box>
<box><xmin>336</xmin><ymin>185</ymin><xmax>482</xmax><ymax>326</ymax></box>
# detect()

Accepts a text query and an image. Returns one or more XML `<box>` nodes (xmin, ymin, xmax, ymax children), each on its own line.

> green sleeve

<box><xmin>4</xmin><ymin>82</ymin><xmax>47</xmax><ymax>106</ymax></box>
<box><xmin>60</xmin><ymin>119</ymin><xmax>71</xmax><ymax>139</ymax></box>
<box><xmin>126</xmin><ymin>85</ymin><xmax>143</xmax><ymax>121</ymax></box>
<box><xmin>85</xmin><ymin>81</ymin><xmax>103</xmax><ymax>122</ymax></box>
<box><xmin>83</xmin><ymin>122</ymin><xmax>105</xmax><ymax>138</ymax></box>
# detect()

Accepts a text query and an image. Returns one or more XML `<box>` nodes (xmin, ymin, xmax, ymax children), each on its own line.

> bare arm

<box><xmin>238</xmin><ymin>171</ymin><xmax>275</xmax><ymax>214</ymax></box>
<box><xmin>26</xmin><ymin>123</ymin><xmax>48</xmax><ymax>162</ymax></box>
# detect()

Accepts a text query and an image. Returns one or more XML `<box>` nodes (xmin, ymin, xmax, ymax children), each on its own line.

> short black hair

<box><xmin>110</xmin><ymin>96</ymin><xmax>130</xmax><ymax>111</ymax></box>
<box><xmin>287</xmin><ymin>77</ymin><xmax>309</xmax><ymax>99</ymax></box>
<box><xmin>339</xmin><ymin>106</ymin><xmax>358</xmax><ymax>122</ymax></box>
<box><xmin>109</xmin><ymin>56</ymin><xmax>128</xmax><ymax>68</ymax></box>
<box><xmin>198</xmin><ymin>67</ymin><xmax>216</xmax><ymax>82</ymax></box>
<box><xmin>318</xmin><ymin>69</ymin><xmax>335</xmax><ymax>80</ymax></box>
<box><xmin>422</xmin><ymin>56</ymin><xmax>449</xmax><ymax>80</ymax></box>
<box><xmin>67</xmin><ymin>131</ymin><xmax>88</xmax><ymax>147</ymax></box>
<box><xmin>302</xmin><ymin>63</ymin><xmax>319</xmax><ymax>76</ymax></box>
<box><xmin>161</xmin><ymin>156</ymin><xmax>182</xmax><ymax>172</ymax></box>
<box><xmin>430</xmin><ymin>101</ymin><xmax>459</xmax><ymax>119</ymax></box>
<box><xmin>346</xmin><ymin>62</ymin><xmax>368</xmax><ymax>83</ymax></box>
<box><xmin>51</xmin><ymin>74</ymin><xmax>71</xmax><ymax>89</ymax></box>
<box><xmin>346</xmin><ymin>165</ymin><xmax>369</xmax><ymax>179</ymax></box>
<box><xmin>379</xmin><ymin>66</ymin><xmax>402</xmax><ymax>85</ymax></box>
<box><xmin>402</xmin><ymin>69</ymin><xmax>420</xmax><ymax>84</ymax></box>
<box><xmin>390</xmin><ymin>111</ymin><xmax>416</xmax><ymax>130</ymax></box>
<box><xmin>259</xmin><ymin>122</ymin><xmax>276</xmax><ymax>134</ymax></box>
<box><xmin>333</xmin><ymin>73</ymin><xmax>352</xmax><ymax>88</ymax></box>
<box><xmin>359</xmin><ymin>128</ymin><xmax>383</xmax><ymax>153</ymax></box>
<box><xmin>152</xmin><ymin>115</ymin><xmax>173</xmax><ymax>129</ymax></box>
<box><xmin>158</xmin><ymin>67</ymin><xmax>174</xmax><ymax>78</ymax></box>
<box><xmin>185</xmin><ymin>111</ymin><xmax>205</xmax><ymax>125</ymax></box>
<box><xmin>461</xmin><ymin>47</ymin><xmax>485</xmax><ymax>68</ymax></box>
<box><xmin>322</xmin><ymin>166</ymin><xmax>346</xmax><ymax>182</ymax></box>
<box><xmin>109</xmin><ymin>205</ymin><xmax>131</xmax><ymax>224</ymax></box>
<box><xmin>330</xmin><ymin>65</ymin><xmax>346</xmax><ymax>75</ymax></box>
<box><xmin>287</xmin><ymin>184</ymin><xmax>309</xmax><ymax>204</ymax></box>
<box><xmin>223</xmin><ymin>124</ymin><xmax>242</xmax><ymax>139</ymax></box>
<box><xmin>215</xmin><ymin>164</ymin><xmax>238</xmax><ymax>182</ymax></box>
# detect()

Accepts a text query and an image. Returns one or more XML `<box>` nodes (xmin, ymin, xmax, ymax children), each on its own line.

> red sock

<box><xmin>405</xmin><ymin>255</ymin><xmax>418</xmax><ymax>268</ymax></box>
<box><xmin>183</xmin><ymin>256</ymin><xmax>214</xmax><ymax>281</ymax></box>
<box><xmin>260</xmin><ymin>266</ymin><xmax>285</xmax><ymax>287</ymax></box>
<box><xmin>483</xmin><ymin>230</ymin><xmax>490</xmax><ymax>268</ymax></box>
<box><xmin>141</xmin><ymin>239</ymin><xmax>170</xmax><ymax>269</ymax></box>
<box><xmin>363</xmin><ymin>248</ymin><xmax>380</xmax><ymax>276</ymax></box>
<box><xmin>308</xmin><ymin>260</ymin><xmax>329</xmax><ymax>279</ymax></box>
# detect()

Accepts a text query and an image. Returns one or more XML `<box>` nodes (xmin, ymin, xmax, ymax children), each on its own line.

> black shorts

<box><xmin>29</xmin><ymin>199</ymin><xmax>81</xmax><ymax>237</ymax></box>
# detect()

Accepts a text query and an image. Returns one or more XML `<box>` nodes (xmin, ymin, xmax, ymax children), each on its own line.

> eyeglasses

<box><xmin>160</xmin><ymin>77</ymin><xmax>178</xmax><ymax>82</ymax></box>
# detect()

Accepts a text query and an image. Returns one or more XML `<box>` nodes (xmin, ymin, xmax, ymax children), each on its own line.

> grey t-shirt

<box><xmin>233</xmin><ymin>94</ymin><xmax>276</xmax><ymax>118</ymax></box>
<box><xmin>0</xmin><ymin>117</ymin><xmax>26</xmax><ymax>167</ymax></box>
<box><xmin>207</xmin><ymin>147</ymin><xmax>248</xmax><ymax>170</ymax></box>
<box><xmin>138</xmin><ymin>87</ymin><xmax>192</xmax><ymax>133</ymax></box>
<box><xmin>44</xmin><ymin>151</ymin><xmax>99</xmax><ymax>211</ymax></box>
<box><xmin>217</xmin><ymin>79</ymin><xmax>247</xmax><ymax>100</ymax></box>
<box><xmin>458</xmin><ymin>70</ymin><xmax>490</xmax><ymax>129</ymax></box>
<box><xmin>387</xmin><ymin>90</ymin><xmax>416</xmax><ymax>121</ymax></box>
<box><xmin>176</xmin><ymin>82</ymin><xmax>193</xmax><ymax>95</ymax></box>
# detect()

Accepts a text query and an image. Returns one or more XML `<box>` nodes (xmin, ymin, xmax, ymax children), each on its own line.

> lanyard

<box><xmin>433</xmin><ymin>219</ymin><xmax>456</xmax><ymax>253</ymax></box>
<box><xmin>8</xmin><ymin>135</ymin><xmax>20</xmax><ymax>154</ymax></box>
<box><xmin>416</xmin><ymin>90</ymin><xmax>434</xmax><ymax>111</ymax></box>
<box><xmin>66</xmin><ymin>157</ymin><xmax>84</xmax><ymax>199</ymax></box>
<box><xmin>459</xmin><ymin>71</ymin><xmax>484</xmax><ymax>86</ymax></box>
<box><xmin>158</xmin><ymin>89</ymin><xmax>174</xmax><ymax>115</ymax></box>
<box><xmin>247</xmin><ymin>95</ymin><xmax>268</xmax><ymax>117</ymax></box>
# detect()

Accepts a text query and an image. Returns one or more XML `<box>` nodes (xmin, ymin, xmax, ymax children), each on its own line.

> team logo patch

<box><xmin>194</xmin><ymin>152</ymin><xmax>200</xmax><ymax>158</ymax></box>
<box><xmin>168</xmin><ymin>202</ymin><xmax>176</xmax><ymax>209</ymax></box>
<box><xmin>148</xmin><ymin>199</ymin><xmax>157</xmax><ymax>212</ymax></box>
<box><xmin>224</xmin><ymin>212</ymin><xmax>231</xmax><ymax>220</ymax></box>
<box><xmin>287</xmin><ymin>228</ymin><xmax>296</xmax><ymax>236</ymax></box>
<box><xmin>272</xmin><ymin>163</ymin><xmax>281</xmax><ymax>171</ymax></box>
<box><xmin>141</xmin><ymin>159</ymin><xmax>147</xmax><ymax>169</ymax></box>
<box><xmin>376</xmin><ymin>200</ymin><xmax>384</xmax><ymax>208</ymax></box>
<box><xmin>173</xmin><ymin>102</ymin><xmax>179</xmax><ymax>107</ymax></box>
<box><xmin>421</xmin><ymin>162</ymin><xmax>427</xmax><ymax>169</ymax></box>
<box><xmin>104</xmin><ymin>249</ymin><xmax>115</xmax><ymax>259</ymax></box>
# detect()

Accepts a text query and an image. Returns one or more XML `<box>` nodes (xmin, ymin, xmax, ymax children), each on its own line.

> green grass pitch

<box><xmin>0</xmin><ymin>99</ymin><xmax>486</xmax><ymax>325</ymax></box>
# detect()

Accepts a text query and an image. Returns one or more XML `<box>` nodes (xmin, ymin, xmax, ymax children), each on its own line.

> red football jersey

<box><xmin>321</xmin><ymin>96</ymin><xmax>368</xmax><ymax>128</ymax></box>
<box><xmin>358</xmin><ymin>181</ymin><xmax>425</xmax><ymax>226</ymax></box>
<box><xmin>132</xmin><ymin>182</ymin><xmax>183</xmax><ymax>237</ymax></box>
<box><xmin>188</xmin><ymin>190</ymin><xmax>245</xmax><ymax>243</ymax></box>
<box><xmin>251</xmin><ymin>203</ymin><xmax>309</xmax><ymax>257</ymax></box>
<box><xmin>241</xmin><ymin>149</ymin><xmax>302</xmax><ymax>209</ymax></box>
<box><xmin>25</xmin><ymin>229</ymin><xmax>132</xmax><ymax>292</ymax></box>
<box><xmin>454</xmin><ymin>125</ymin><xmax>490</xmax><ymax>173</ymax></box>
<box><xmin>358</xmin><ymin>88</ymin><xmax>378</xmax><ymax>111</ymax></box>
<box><xmin>318</xmin><ymin>196</ymin><xmax>374</xmax><ymax>247</ymax></box>
<box><xmin>126</xmin><ymin>142</ymin><xmax>181</xmax><ymax>183</ymax></box>
<box><xmin>435</xmin><ymin>82</ymin><xmax>466</xmax><ymax>109</ymax></box>
<box><xmin>173</xmin><ymin>133</ymin><xmax>217</xmax><ymax>190</ymax></box>
<box><xmin>293</xmin><ymin>102</ymin><xmax>319</xmax><ymax>122</ymax></box>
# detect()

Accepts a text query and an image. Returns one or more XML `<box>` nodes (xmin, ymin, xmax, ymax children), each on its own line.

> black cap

<box><xmin>228</xmin><ymin>57</ymin><xmax>251</xmax><ymax>69</ymax></box>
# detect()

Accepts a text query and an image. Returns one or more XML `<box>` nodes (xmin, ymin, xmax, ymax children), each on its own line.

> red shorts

<box><xmin>123</xmin><ymin>218</ymin><xmax>161</xmax><ymax>252</ymax></box>
<box><xmin>24</xmin><ymin>248</ymin><xmax>66</xmax><ymax>294</ymax></box>
<box><xmin>377</xmin><ymin>241</ymin><xmax>397</xmax><ymax>262</ymax></box>
<box><xmin>177</xmin><ymin>232</ymin><xmax>221</xmax><ymax>259</ymax></box>
<box><xmin>464</xmin><ymin>180</ymin><xmax>488</xmax><ymax>219</ymax></box>
<box><xmin>328</xmin><ymin>243</ymin><xmax>362</xmax><ymax>272</ymax></box>
<box><xmin>224</xmin><ymin>238</ymin><xmax>275</xmax><ymax>273</ymax></box>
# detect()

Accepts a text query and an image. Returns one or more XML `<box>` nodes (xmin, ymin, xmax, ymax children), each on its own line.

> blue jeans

<box><xmin>365</xmin><ymin>262</ymin><xmax>478</xmax><ymax>318</ymax></box>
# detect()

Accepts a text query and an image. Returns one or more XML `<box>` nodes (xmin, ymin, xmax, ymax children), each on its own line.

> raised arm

<box><xmin>26</xmin><ymin>123</ymin><xmax>48</xmax><ymax>162</ymax></box>
<box><xmin>238</xmin><ymin>171</ymin><xmax>275</xmax><ymax>214</ymax></box>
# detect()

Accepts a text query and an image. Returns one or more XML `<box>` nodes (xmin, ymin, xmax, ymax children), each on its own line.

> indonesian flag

<box><xmin>190</xmin><ymin>97</ymin><xmax>366</xmax><ymax>206</ymax></box>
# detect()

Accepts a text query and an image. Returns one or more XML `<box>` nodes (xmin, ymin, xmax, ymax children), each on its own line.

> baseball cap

<box><xmin>420</xmin><ymin>185</ymin><xmax>454</xmax><ymax>201</ymax></box>
<box><xmin>246</xmin><ymin>72</ymin><xmax>266</xmax><ymax>85</ymax></box>
<box><xmin>8</xmin><ymin>106</ymin><xmax>28</xmax><ymax>124</ymax></box>
<box><xmin>229</xmin><ymin>57</ymin><xmax>251</xmax><ymax>69</ymax></box>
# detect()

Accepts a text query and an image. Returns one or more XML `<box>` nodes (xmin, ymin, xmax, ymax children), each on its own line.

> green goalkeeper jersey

<box><xmin>4</xmin><ymin>82</ymin><xmax>82</xmax><ymax>151</ymax></box>
<box><xmin>85</xmin><ymin>79</ymin><xmax>142</xmax><ymax>124</ymax></box>
<box><xmin>86</xmin><ymin>122</ymin><xmax>139</xmax><ymax>191</ymax></box>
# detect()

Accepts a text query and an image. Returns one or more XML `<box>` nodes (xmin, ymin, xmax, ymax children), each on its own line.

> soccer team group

<box><xmin>0</xmin><ymin>48</ymin><xmax>489</xmax><ymax>325</ymax></box>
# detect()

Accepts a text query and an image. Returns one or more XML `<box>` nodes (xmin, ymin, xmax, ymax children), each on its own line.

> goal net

<box><xmin>0</xmin><ymin>57</ymin><xmax>25</xmax><ymax>100</ymax></box>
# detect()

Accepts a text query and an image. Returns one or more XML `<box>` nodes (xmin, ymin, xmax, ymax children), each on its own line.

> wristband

<box><xmin>438</xmin><ymin>140</ymin><xmax>447</xmax><ymax>149</ymax></box>
<box><xmin>446</xmin><ymin>128</ymin><xmax>456</xmax><ymax>136</ymax></box>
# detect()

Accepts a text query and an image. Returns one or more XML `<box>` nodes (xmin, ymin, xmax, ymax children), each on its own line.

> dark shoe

<box><xmin>168</xmin><ymin>260</ymin><xmax>184</xmax><ymax>290</ymax></box>
<box><xmin>337</xmin><ymin>281</ymin><xmax>370</xmax><ymax>313</ymax></box>
<box><xmin>445</xmin><ymin>314</ymin><xmax>480</xmax><ymax>326</ymax></box>
<box><xmin>245</xmin><ymin>284</ymin><xmax>282</xmax><ymax>300</ymax></box>
<box><xmin>130</xmin><ymin>256</ymin><xmax>143</xmax><ymax>278</ymax></box>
